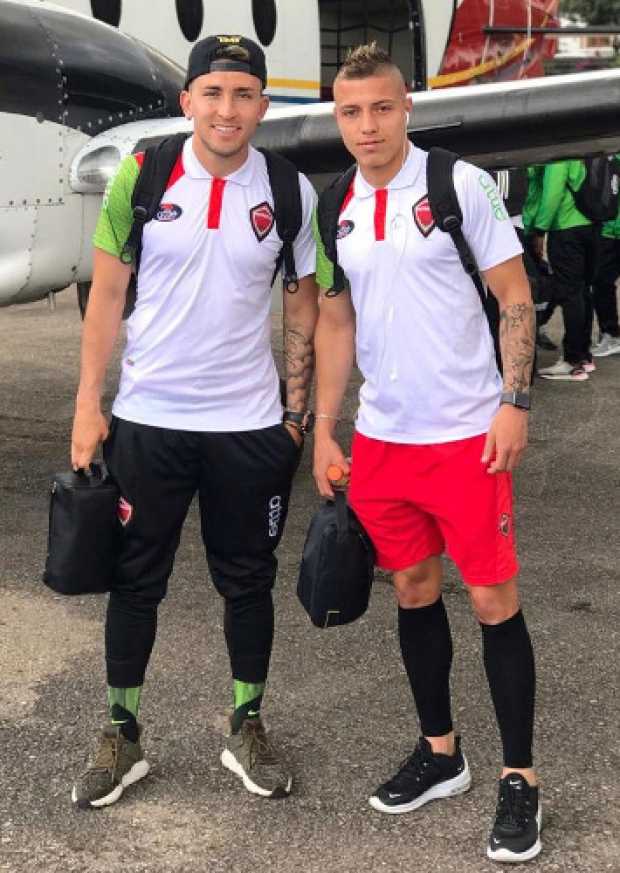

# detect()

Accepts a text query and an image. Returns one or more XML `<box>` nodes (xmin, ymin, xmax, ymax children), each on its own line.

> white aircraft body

<box><xmin>1</xmin><ymin>0</ymin><xmax>620</xmax><ymax>310</ymax></box>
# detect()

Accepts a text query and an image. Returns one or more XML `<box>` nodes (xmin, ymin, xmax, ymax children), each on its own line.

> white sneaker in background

<box><xmin>537</xmin><ymin>359</ymin><xmax>589</xmax><ymax>381</ymax></box>
<box><xmin>591</xmin><ymin>333</ymin><xmax>620</xmax><ymax>357</ymax></box>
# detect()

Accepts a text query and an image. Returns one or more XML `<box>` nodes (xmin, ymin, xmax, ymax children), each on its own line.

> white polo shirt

<box><xmin>93</xmin><ymin>139</ymin><xmax>316</xmax><ymax>431</ymax></box>
<box><xmin>316</xmin><ymin>145</ymin><xmax>523</xmax><ymax>445</ymax></box>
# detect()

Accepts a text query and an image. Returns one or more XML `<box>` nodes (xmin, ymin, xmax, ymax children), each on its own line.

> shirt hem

<box><xmin>355</xmin><ymin>423</ymin><xmax>492</xmax><ymax>445</ymax></box>
<box><xmin>111</xmin><ymin>405</ymin><xmax>282</xmax><ymax>433</ymax></box>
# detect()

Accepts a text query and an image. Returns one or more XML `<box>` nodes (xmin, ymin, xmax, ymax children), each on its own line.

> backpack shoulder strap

<box><xmin>427</xmin><ymin>147</ymin><xmax>502</xmax><ymax>371</ymax></box>
<box><xmin>120</xmin><ymin>133</ymin><xmax>189</xmax><ymax>267</ymax></box>
<box><xmin>316</xmin><ymin>163</ymin><xmax>357</xmax><ymax>295</ymax></box>
<box><xmin>427</xmin><ymin>147</ymin><xmax>485</xmax><ymax>304</ymax></box>
<box><xmin>258</xmin><ymin>148</ymin><xmax>303</xmax><ymax>292</ymax></box>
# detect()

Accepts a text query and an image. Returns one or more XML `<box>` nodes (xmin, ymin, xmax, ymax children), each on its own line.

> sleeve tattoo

<box><xmin>283</xmin><ymin>321</ymin><xmax>315</xmax><ymax>413</ymax></box>
<box><xmin>498</xmin><ymin>302</ymin><xmax>536</xmax><ymax>392</ymax></box>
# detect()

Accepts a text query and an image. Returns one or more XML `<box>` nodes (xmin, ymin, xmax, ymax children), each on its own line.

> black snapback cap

<box><xmin>185</xmin><ymin>35</ymin><xmax>268</xmax><ymax>89</ymax></box>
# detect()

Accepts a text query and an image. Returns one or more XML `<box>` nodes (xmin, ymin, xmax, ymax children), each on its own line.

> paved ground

<box><xmin>0</xmin><ymin>292</ymin><xmax>619</xmax><ymax>873</ymax></box>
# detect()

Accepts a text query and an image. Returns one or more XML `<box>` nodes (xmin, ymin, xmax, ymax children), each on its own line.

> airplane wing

<box><xmin>71</xmin><ymin>68</ymin><xmax>620</xmax><ymax>196</ymax></box>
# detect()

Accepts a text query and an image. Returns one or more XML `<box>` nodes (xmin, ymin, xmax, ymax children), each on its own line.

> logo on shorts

<box><xmin>336</xmin><ymin>220</ymin><xmax>355</xmax><ymax>239</ymax></box>
<box><xmin>154</xmin><ymin>203</ymin><xmax>183</xmax><ymax>222</ymax></box>
<box><xmin>412</xmin><ymin>195</ymin><xmax>435</xmax><ymax>237</ymax></box>
<box><xmin>250</xmin><ymin>201</ymin><xmax>275</xmax><ymax>241</ymax></box>
<box><xmin>117</xmin><ymin>496</ymin><xmax>133</xmax><ymax>527</ymax></box>
<box><xmin>268</xmin><ymin>495</ymin><xmax>282</xmax><ymax>538</ymax></box>
<box><xmin>499</xmin><ymin>513</ymin><xmax>511</xmax><ymax>537</ymax></box>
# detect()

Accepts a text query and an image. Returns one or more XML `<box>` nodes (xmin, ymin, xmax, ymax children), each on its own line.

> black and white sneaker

<box><xmin>487</xmin><ymin>773</ymin><xmax>542</xmax><ymax>863</ymax></box>
<box><xmin>369</xmin><ymin>736</ymin><xmax>471</xmax><ymax>814</ymax></box>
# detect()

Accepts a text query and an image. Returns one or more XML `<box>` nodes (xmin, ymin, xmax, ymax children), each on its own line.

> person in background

<box><xmin>522</xmin><ymin>164</ymin><xmax>557</xmax><ymax>351</ymax></box>
<box><xmin>534</xmin><ymin>160</ymin><xmax>597</xmax><ymax>381</ymax></box>
<box><xmin>591</xmin><ymin>156</ymin><xmax>620</xmax><ymax>357</ymax></box>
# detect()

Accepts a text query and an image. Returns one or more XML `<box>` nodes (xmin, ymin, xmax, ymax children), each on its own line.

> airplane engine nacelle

<box><xmin>0</xmin><ymin>0</ymin><xmax>183</xmax><ymax>306</ymax></box>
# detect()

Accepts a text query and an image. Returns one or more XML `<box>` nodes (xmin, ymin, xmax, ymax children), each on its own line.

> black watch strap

<box><xmin>283</xmin><ymin>410</ymin><xmax>315</xmax><ymax>434</ymax></box>
<box><xmin>500</xmin><ymin>391</ymin><xmax>531</xmax><ymax>410</ymax></box>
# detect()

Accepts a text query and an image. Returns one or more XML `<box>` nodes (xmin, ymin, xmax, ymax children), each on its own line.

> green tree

<box><xmin>560</xmin><ymin>0</ymin><xmax>620</xmax><ymax>25</ymax></box>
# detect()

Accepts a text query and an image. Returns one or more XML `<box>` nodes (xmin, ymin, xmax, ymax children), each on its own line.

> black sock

<box><xmin>481</xmin><ymin>610</ymin><xmax>536</xmax><ymax>769</ymax></box>
<box><xmin>398</xmin><ymin>597</ymin><xmax>453</xmax><ymax>738</ymax></box>
<box><xmin>109</xmin><ymin>704</ymin><xmax>139</xmax><ymax>743</ymax></box>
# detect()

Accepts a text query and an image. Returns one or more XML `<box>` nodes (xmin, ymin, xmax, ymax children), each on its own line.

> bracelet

<box><xmin>315</xmin><ymin>413</ymin><xmax>341</xmax><ymax>422</ymax></box>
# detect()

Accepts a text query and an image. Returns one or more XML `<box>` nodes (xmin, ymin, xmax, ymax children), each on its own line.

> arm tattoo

<box><xmin>498</xmin><ymin>302</ymin><xmax>536</xmax><ymax>392</ymax></box>
<box><xmin>283</xmin><ymin>322</ymin><xmax>314</xmax><ymax>413</ymax></box>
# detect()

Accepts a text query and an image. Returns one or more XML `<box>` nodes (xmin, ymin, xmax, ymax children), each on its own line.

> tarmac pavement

<box><xmin>0</xmin><ymin>291</ymin><xmax>618</xmax><ymax>873</ymax></box>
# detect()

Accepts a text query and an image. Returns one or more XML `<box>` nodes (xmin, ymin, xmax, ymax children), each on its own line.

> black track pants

<box><xmin>547</xmin><ymin>226</ymin><xmax>599</xmax><ymax>364</ymax></box>
<box><xmin>103</xmin><ymin>417</ymin><xmax>301</xmax><ymax>688</ymax></box>
<box><xmin>592</xmin><ymin>236</ymin><xmax>620</xmax><ymax>337</ymax></box>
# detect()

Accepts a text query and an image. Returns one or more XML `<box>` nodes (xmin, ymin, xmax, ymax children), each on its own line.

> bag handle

<box><xmin>334</xmin><ymin>489</ymin><xmax>349</xmax><ymax>543</ymax></box>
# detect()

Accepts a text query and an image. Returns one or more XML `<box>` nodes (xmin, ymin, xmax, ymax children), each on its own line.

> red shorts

<box><xmin>348</xmin><ymin>432</ymin><xmax>519</xmax><ymax>586</ymax></box>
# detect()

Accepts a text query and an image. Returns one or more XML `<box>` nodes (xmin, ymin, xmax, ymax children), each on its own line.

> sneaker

<box><xmin>592</xmin><ymin>333</ymin><xmax>620</xmax><ymax>357</ymax></box>
<box><xmin>368</xmin><ymin>736</ymin><xmax>471</xmax><ymax>814</ymax></box>
<box><xmin>537</xmin><ymin>359</ymin><xmax>588</xmax><ymax>381</ymax></box>
<box><xmin>487</xmin><ymin>773</ymin><xmax>542</xmax><ymax>863</ymax></box>
<box><xmin>535</xmin><ymin>328</ymin><xmax>557</xmax><ymax>351</ymax></box>
<box><xmin>71</xmin><ymin>716</ymin><xmax>149</xmax><ymax>809</ymax></box>
<box><xmin>221</xmin><ymin>717</ymin><xmax>292</xmax><ymax>798</ymax></box>
<box><xmin>581</xmin><ymin>359</ymin><xmax>596</xmax><ymax>373</ymax></box>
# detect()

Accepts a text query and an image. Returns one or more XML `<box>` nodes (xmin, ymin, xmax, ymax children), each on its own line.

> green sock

<box><xmin>107</xmin><ymin>686</ymin><xmax>142</xmax><ymax>721</ymax></box>
<box><xmin>231</xmin><ymin>680</ymin><xmax>264</xmax><ymax>733</ymax></box>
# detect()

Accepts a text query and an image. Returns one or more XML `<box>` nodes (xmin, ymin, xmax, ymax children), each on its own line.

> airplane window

<box><xmin>176</xmin><ymin>0</ymin><xmax>204</xmax><ymax>42</ymax></box>
<box><xmin>90</xmin><ymin>0</ymin><xmax>121</xmax><ymax>27</ymax></box>
<box><xmin>252</xmin><ymin>0</ymin><xmax>277</xmax><ymax>47</ymax></box>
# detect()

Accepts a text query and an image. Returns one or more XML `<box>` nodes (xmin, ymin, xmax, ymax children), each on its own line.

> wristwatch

<box><xmin>500</xmin><ymin>391</ymin><xmax>531</xmax><ymax>411</ymax></box>
<box><xmin>283</xmin><ymin>409</ymin><xmax>315</xmax><ymax>434</ymax></box>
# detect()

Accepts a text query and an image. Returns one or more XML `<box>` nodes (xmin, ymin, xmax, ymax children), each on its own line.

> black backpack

<box><xmin>120</xmin><ymin>132</ymin><xmax>303</xmax><ymax>291</ymax></box>
<box><xmin>569</xmin><ymin>155</ymin><xmax>620</xmax><ymax>223</ymax></box>
<box><xmin>316</xmin><ymin>147</ymin><xmax>502</xmax><ymax>371</ymax></box>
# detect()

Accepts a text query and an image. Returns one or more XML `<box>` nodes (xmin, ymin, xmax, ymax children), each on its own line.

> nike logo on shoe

<box><xmin>387</xmin><ymin>792</ymin><xmax>402</xmax><ymax>799</ymax></box>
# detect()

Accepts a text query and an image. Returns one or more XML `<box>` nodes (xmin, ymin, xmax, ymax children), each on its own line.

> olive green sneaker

<box><xmin>71</xmin><ymin>722</ymin><xmax>149</xmax><ymax>809</ymax></box>
<box><xmin>221</xmin><ymin>717</ymin><xmax>292</xmax><ymax>798</ymax></box>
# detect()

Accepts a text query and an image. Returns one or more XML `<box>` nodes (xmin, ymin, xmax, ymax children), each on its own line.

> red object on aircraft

<box><xmin>432</xmin><ymin>0</ymin><xmax>560</xmax><ymax>89</ymax></box>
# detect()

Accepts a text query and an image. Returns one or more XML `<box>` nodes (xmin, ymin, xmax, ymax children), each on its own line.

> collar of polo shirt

<box><xmin>183</xmin><ymin>137</ymin><xmax>255</xmax><ymax>186</ymax></box>
<box><xmin>354</xmin><ymin>144</ymin><xmax>424</xmax><ymax>198</ymax></box>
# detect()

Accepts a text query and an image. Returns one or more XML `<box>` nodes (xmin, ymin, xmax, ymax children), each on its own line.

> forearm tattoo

<box><xmin>284</xmin><ymin>322</ymin><xmax>314</xmax><ymax>412</ymax></box>
<box><xmin>499</xmin><ymin>302</ymin><xmax>536</xmax><ymax>392</ymax></box>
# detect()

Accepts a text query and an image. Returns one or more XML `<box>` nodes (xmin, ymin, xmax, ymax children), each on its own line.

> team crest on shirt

<box><xmin>412</xmin><ymin>195</ymin><xmax>435</xmax><ymax>237</ymax></box>
<box><xmin>499</xmin><ymin>513</ymin><xmax>511</xmax><ymax>537</ymax></box>
<box><xmin>336</xmin><ymin>220</ymin><xmax>355</xmax><ymax>239</ymax></box>
<box><xmin>249</xmin><ymin>201</ymin><xmax>275</xmax><ymax>241</ymax></box>
<box><xmin>117</xmin><ymin>496</ymin><xmax>133</xmax><ymax>527</ymax></box>
<box><xmin>154</xmin><ymin>203</ymin><xmax>183</xmax><ymax>222</ymax></box>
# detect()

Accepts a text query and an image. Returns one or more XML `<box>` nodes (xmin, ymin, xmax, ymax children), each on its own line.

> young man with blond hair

<box><xmin>313</xmin><ymin>44</ymin><xmax>540</xmax><ymax>863</ymax></box>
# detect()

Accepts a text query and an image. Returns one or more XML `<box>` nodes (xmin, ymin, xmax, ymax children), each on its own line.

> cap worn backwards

<box><xmin>185</xmin><ymin>35</ymin><xmax>268</xmax><ymax>90</ymax></box>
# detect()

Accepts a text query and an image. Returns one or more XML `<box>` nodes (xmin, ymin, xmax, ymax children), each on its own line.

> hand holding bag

<box><xmin>43</xmin><ymin>463</ymin><xmax>120</xmax><ymax>595</ymax></box>
<box><xmin>297</xmin><ymin>490</ymin><xmax>375</xmax><ymax>628</ymax></box>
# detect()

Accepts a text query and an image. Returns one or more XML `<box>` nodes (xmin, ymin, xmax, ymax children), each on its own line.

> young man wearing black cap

<box><xmin>313</xmin><ymin>45</ymin><xmax>539</xmax><ymax>864</ymax></box>
<box><xmin>70</xmin><ymin>35</ymin><xmax>318</xmax><ymax>806</ymax></box>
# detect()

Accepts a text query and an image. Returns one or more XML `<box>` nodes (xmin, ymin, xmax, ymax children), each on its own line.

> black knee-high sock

<box><xmin>398</xmin><ymin>597</ymin><xmax>453</xmax><ymax>737</ymax></box>
<box><xmin>481</xmin><ymin>610</ymin><xmax>536</xmax><ymax>769</ymax></box>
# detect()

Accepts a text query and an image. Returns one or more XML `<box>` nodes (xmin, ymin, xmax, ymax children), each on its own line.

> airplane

<box><xmin>2</xmin><ymin>0</ymin><xmax>620</xmax><ymax>311</ymax></box>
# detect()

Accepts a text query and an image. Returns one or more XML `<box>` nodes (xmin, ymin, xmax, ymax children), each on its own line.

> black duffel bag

<box><xmin>297</xmin><ymin>490</ymin><xmax>375</xmax><ymax>628</ymax></box>
<box><xmin>43</xmin><ymin>463</ymin><xmax>120</xmax><ymax>595</ymax></box>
